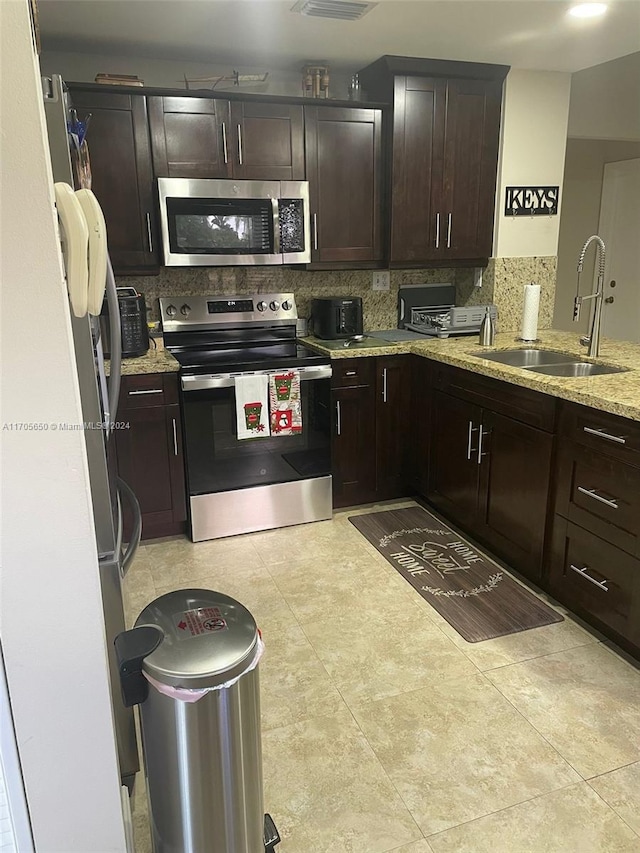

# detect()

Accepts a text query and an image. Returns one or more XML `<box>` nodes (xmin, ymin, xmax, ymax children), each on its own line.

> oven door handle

<box><xmin>181</xmin><ymin>364</ymin><xmax>332</xmax><ymax>391</ymax></box>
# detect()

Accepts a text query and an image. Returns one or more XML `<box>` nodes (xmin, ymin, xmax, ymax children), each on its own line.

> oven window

<box><xmin>167</xmin><ymin>198</ymin><xmax>274</xmax><ymax>255</ymax></box>
<box><xmin>181</xmin><ymin>377</ymin><xmax>331</xmax><ymax>495</ymax></box>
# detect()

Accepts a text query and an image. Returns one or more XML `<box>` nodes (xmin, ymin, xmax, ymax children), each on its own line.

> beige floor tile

<box><xmin>260</xmin><ymin>623</ymin><xmax>346</xmax><ymax>731</ymax></box>
<box><xmin>486</xmin><ymin>644</ymin><xmax>640</xmax><ymax>778</ymax></box>
<box><xmin>146</xmin><ymin>534</ymin><xmax>268</xmax><ymax>587</ymax></box>
<box><xmin>262</xmin><ymin>707</ymin><xmax>423</xmax><ymax>853</ymax></box>
<box><xmin>303</xmin><ymin>608</ymin><xmax>479</xmax><ymax>705</ymax></box>
<box><xmin>427</xmin><ymin>782</ymin><xmax>640</xmax><ymax>852</ymax></box>
<box><xmin>388</xmin><ymin>841</ymin><xmax>434</xmax><ymax>853</ymax></box>
<box><xmin>589</xmin><ymin>762</ymin><xmax>640</xmax><ymax>836</ymax></box>
<box><xmin>352</xmin><ymin>673</ymin><xmax>580</xmax><ymax>836</ymax></box>
<box><xmin>437</xmin><ymin>616</ymin><xmax>599</xmax><ymax>671</ymax></box>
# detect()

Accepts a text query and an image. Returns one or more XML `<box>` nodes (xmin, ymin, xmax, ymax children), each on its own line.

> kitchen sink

<box><xmin>472</xmin><ymin>348</ymin><xmax>582</xmax><ymax>367</ymax></box>
<box><xmin>527</xmin><ymin>362</ymin><xmax>629</xmax><ymax>377</ymax></box>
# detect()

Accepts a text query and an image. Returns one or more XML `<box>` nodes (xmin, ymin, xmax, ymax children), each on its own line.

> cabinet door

<box><xmin>428</xmin><ymin>391</ymin><xmax>481</xmax><ymax>525</ymax></box>
<box><xmin>478</xmin><ymin>410</ymin><xmax>553</xmax><ymax>582</ymax></box>
<box><xmin>441</xmin><ymin>78</ymin><xmax>502</xmax><ymax>260</ymax></box>
<box><xmin>70</xmin><ymin>90</ymin><xmax>157</xmax><ymax>274</ymax></box>
<box><xmin>390</xmin><ymin>76</ymin><xmax>446</xmax><ymax>263</ymax></box>
<box><xmin>376</xmin><ymin>356</ymin><xmax>410</xmax><ymax>499</ymax></box>
<box><xmin>149</xmin><ymin>96</ymin><xmax>232</xmax><ymax>178</ymax></box>
<box><xmin>115</xmin><ymin>402</ymin><xmax>186</xmax><ymax>540</ymax></box>
<box><xmin>305</xmin><ymin>106</ymin><xmax>383</xmax><ymax>264</ymax></box>
<box><xmin>230</xmin><ymin>102</ymin><xmax>304</xmax><ymax>180</ymax></box>
<box><xmin>409</xmin><ymin>355</ymin><xmax>432</xmax><ymax>496</ymax></box>
<box><xmin>332</xmin><ymin>384</ymin><xmax>376</xmax><ymax>508</ymax></box>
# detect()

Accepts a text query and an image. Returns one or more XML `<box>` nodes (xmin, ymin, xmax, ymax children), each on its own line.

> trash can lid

<box><xmin>134</xmin><ymin>589</ymin><xmax>259</xmax><ymax>689</ymax></box>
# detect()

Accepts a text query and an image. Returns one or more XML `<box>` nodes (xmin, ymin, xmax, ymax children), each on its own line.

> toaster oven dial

<box><xmin>269</xmin><ymin>301</ymin><xmax>280</xmax><ymax>312</ymax></box>
<box><xmin>257</xmin><ymin>301</ymin><xmax>268</xmax><ymax>312</ymax></box>
<box><xmin>166</xmin><ymin>304</ymin><xmax>177</xmax><ymax>317</ymax></box>
<box><xmin>180</xmin><ymin>304</ymin><xmax>191</xmax><ymax>317</ymax></box>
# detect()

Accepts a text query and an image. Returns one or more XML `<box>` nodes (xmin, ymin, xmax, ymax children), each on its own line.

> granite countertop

<box><xmin>105</xmin><ymin>337</ymin><xmax>179</xmax><ymax>376</ymax></box>
<box><xmin>303</xmin><ymin>330</ymin><xmax>640</xmax><ymax>422</ymax></box>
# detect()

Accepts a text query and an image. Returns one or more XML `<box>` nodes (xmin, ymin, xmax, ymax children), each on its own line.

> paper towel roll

<box><xmin>520</xmin><ymin>283</ymin><xmax>541</xmax><ymax>341</ymax></box>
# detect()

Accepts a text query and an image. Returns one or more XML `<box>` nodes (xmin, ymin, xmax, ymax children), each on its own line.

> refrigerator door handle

<box><xmin>105</xmin><ymin>253</ymin><xmax>122</xmax><ymax>436</ymax></box>
<box><xmin>117</xmin><ymin>477</ymin><xmax>142</xmax><ymax>577</ymax></box>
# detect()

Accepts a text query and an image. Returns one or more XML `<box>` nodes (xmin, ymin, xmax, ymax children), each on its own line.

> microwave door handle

<box><xmin>105</xmin><ymin>253</ymin><xmax>122</xmax><ymax>436</ymax></box>
<box><xmin>271</xmin><ymin>198</ymin><xmax>281</xmax><ymax>256</ymax></box>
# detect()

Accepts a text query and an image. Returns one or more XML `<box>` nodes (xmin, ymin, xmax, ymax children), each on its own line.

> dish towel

<box><xmin>269</xmin><ymin>370</ymin><xmax>302</xmax><ymax>436</ymax></box>
<box><xmin>235</xmin><ymin>374</ymin><xmax>270</xmax><ymax>439</ymax></box>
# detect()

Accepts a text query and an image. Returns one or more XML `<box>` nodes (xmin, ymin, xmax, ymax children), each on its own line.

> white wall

<box><xmin>40</xmin><ymin>48</ymin><xmax>351</xmax><ymax>99</ymax></box>
<box><xmin>554</xmin><ymin>138</ymin><xmax>640</xmax><ymax>332</ymax></box>
<box><xmin>0</xmin><ymin>2</ymin><xmax>127</xmax><ymax>850</ymax></box>
<box><xmin>493</xmin><ymin>69</ymin><xmax>572</xmax><ymax>259</ymax></box>
<box><xmin>568</xmin><ymin>52</ymin><xmax>640</xmax><ymax>142</ymax></box>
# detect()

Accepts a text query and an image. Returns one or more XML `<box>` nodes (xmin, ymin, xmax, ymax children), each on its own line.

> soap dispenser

<box><xmin>479</xmin><ymin>306</ymin><xmax>495</xmax><ymax>346</ymax></box>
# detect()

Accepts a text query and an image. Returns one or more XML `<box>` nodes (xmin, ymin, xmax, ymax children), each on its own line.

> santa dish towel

<box><xmin>269</xmin><ymin>370</ymin><xmax>302</xmax><ymax>436</ymax></box>
<box><xmin>235</xmin><ymin>374</ymin><xmax>270</xmax><ymax>439</ymax></box>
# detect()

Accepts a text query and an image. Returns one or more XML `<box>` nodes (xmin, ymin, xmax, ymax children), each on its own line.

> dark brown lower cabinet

<box><xmin>408</xmin><ymin>355</ymin><xmax>432</xmax><ymax>496</ymax></box>
<box><xmin>376</xmin><ymin>355</ymin><xmax>410</xmax><ymax>499</ymax></box>
<box><xmin>428</xmin><ymin>388</ymin><xmax>553</xmax><ymax>582</ymax></box>
<box><xmin>115</xmin><ymin>374</ymin><xmax>187</xmax><ymax>540</ymax></box>
<box><xmin>331</xmin><ymin>383</ymin><xmax>376</xmax><ymax>508</ymax></box>
<box><xmin>548</xmin><ymin>516</ymin><xmax>640</xmax><ymax>651</ymax></box>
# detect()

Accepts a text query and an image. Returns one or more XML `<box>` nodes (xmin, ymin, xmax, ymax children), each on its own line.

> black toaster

<box><xmin>311</xmin><ymin>297</ymin><xmax>364</xmax><ymax>340</ymax></box>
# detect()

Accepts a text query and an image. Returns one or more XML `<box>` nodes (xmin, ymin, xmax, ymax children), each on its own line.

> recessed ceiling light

<box><xmin>568</xmin><ymin>3</ymin><xmax>608</xmax><ymax>18</ymax></box>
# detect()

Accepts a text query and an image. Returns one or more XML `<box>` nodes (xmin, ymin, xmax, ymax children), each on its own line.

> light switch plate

<box><xmin>372</xmin><ymin>271</ymin><xmax>390</xmax><ymax>291</ymax></box>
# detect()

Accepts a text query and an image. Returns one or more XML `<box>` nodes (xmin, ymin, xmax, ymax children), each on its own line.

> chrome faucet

<box><xmin>573</xmin><ymin>234</ymin><xmax>606</xmax><ymax>358</ymax></box>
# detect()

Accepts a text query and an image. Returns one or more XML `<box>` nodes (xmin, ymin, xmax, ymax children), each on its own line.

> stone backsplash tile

<box><xmin>117</xmin><ymin>267</ymin><xmax>459</xmax><ymax>329</ymax></box>
<box><xmin>456</xmin><ymin>257</ymin><xmax>557</xmax><ymax>333</ymax></box>
<box><xmin>118</xmin><ymin>257</ymin><xmax>557</xmax><ymax>334</ymax></box>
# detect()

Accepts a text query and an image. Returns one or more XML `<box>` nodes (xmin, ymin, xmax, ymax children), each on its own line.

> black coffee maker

<box><xmin>100</xmin><ymin>287</ymin><xmax>149</xmax><ymax>358</ymax></box>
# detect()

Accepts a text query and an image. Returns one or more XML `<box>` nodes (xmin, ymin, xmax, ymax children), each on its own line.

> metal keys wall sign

<box><xmin>505</xmin><ymin>186</ymin><xmax>559</xmax><ymax>216</ymax></box>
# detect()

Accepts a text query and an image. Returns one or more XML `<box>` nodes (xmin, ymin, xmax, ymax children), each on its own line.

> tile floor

<box><xmin>124</xmin><ymin>500</ymin><xmax>640</xmax><ymax>853</ymax></box>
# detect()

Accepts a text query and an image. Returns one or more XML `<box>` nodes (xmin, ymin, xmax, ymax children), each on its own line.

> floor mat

<box><xmin>349</xmin><ymin>506</ymin><xmax>563</xmax><ymax>642</ymax></box>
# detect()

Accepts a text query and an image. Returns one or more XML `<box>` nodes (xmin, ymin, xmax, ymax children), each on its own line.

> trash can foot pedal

<box><xmin>264</xmin><ymin>813</ymin><xmax>280</xmax><ymax>851</ymax></box>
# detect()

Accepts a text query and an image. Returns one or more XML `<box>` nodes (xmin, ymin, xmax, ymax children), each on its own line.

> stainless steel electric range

<box><xmin>161</xmin><ymin>293</ymin><xmax>332</xmax><ymax>541</ymax></box>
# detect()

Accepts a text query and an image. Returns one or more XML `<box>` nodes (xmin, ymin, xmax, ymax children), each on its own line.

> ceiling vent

<box><xmin>291</xmin><ymin>0</ymin><xmax>377</xmax><ymax>21</ymax></box>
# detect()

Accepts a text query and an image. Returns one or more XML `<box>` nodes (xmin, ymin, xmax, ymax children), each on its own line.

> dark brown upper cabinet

<box><xmin>304</xmin><ymin>106</ymin><xmax>383</xmax><ymax>266</ymax></box>
<box><xmin>69</xmin><ymin>88</ymin><xmax>158</xmax><ymax>275</ymax></box>
<box><xmin>149</xmin><ymin>96</ymin><xmax>304</xmax><ymax>181</ymax></box>
<box><xmin>358</xmin><ymin>56</ymin><xmax>508</xmax><ymax>266</ymax></box>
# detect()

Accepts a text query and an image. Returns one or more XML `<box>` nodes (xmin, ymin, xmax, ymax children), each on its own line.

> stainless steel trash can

<box><xmin>115</xmin><ymin>588</ymin><xmax>279</xmax><ymax>853</ymax></box>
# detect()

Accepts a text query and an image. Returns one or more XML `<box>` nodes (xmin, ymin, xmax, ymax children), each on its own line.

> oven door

<box><xmin>181</xmin><ymin>365</ymin><xmax>332</xmax><ymax>538</ymax></box>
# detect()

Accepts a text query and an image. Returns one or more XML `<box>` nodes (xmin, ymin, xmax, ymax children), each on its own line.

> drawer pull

<box><xmin>345</xmin><ymin>370</ymin><xmax>357</xmax><ymax>377</ymax></box>
<box><xmin>577</xmin><ymin>486</ymin><xmax>619</xmax><ymax>510</ymax></box>
<box><xmin>570</xmin><ymin>564</ymin><xmax>609</xmax><ymax>592</ymax></box>
<box><xmin>128</xmin><ymin>388</ymin><xmax>163</xmax><ymax>396</ymax></box>
<box><xmin>583</xmin><ymin>426</ymin><xmax>627</xmax><ymax>445</ymax></box>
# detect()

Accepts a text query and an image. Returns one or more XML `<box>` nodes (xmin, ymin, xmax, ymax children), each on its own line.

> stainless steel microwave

<box><xmin>157</xmin><ymin>178</ymin><xmax>310</xmax><ymax>266</ymax></box>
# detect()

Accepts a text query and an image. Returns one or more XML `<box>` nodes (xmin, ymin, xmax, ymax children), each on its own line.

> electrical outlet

<box><xmin>372</xmin><ymin>271</ymin><xmax>390</xmax><ymax>291</ymax></box>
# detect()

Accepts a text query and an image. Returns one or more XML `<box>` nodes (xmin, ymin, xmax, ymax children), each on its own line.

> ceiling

<box><xmin>38</xmin><ymin>0</ymin><xmax>640</xmax><ymax>74</ymax></box>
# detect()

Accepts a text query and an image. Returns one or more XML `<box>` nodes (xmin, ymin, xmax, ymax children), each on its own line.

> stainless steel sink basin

<box><xmin>527</xmin><ymin>362</ymin><xmax>629</xmax><ymax>377</ymax></box>
<box><xmin>473</xmin><ymin>348</ymin><xmax>582</xmax><ymax>367</ymax></box>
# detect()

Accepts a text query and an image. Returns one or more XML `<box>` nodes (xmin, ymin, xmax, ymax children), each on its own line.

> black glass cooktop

<box><xmin>169</xmin><ymin>342</ymin><xmax>328</xmax><ymax>376</ymax></box>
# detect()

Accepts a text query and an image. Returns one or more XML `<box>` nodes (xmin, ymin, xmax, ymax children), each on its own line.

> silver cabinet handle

<box><xmin>221</xmin><ymin>121</ymin><xmax>228</xmax><ymax>164</ymax></box>
<box><xmin>129</xmin><ymin>388</ymin><xmax>163</xmax><ymax>396</ymax></box>
<box><xmin>467</xmin><ymin>420</ymin><xmax>478</xmax><ymax>460</ymax></box>
<box><xmin>237</xmin><ymin>124</ymin><xmax>243</xmax><ymax>165</ymax></box>
<box><xmin>477</xmin><ymin>424</ymin><xmax>490</xmax><ymax>464</ymax></box>
<box><xmin>145</xmin><ymin>212</ymin><xmax>153</xmax><ymax>253</ymax></box>
<box><xmin>447</xmin><ymin>213</ymin><xmax>452</xmax><ymax>249</ymax></box>
<box><xmin>583</xmin><ymin>426</ymin><xmax>627</xmax><ymax>445</ymax></box>
<box><xmin>313</xmin><ymin>213</ymin><xmax>319</xmax><ymax>251</ymax></box>
<box><xmin>172</xmin><ymin>417</ymin><xmax>178</xmax><ymax>456</ymax></box>
<box><xmin>570</xmin><ymin>564</ymin><xmax>609</xmax><ymax>592</ymax></box>
<box><xmin>382</xmin><ymin>368</ymin><xmax>388</xmax><ymax>403</ymax></box>
<box><xmin>345</xmin><ymin>370</ymin><xmax>356</xmax><ymax>377</ymax></box>
<box><xmin>577</xmin><ymin>486</ymin><xmax>619</xmax><ymax>510</ymax></box>
<box><xmin>435</xmin><ymin>213</ymin><xmax>440</xmax><ymax>249</ymax></box>
<box><xmin>336</xmin><ymin>400</ymin><xmax>342</xmax><ymax>436</ymax></box>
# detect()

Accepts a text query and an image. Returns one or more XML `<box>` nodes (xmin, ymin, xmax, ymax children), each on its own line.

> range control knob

<box><xmin>281</xmin><ymin>300</ymin><xmax>291</xmax><ymax>311</ymax></box>
<box><xmin>180</xmin><ymin>304</ymin><xmax>191</xmax><ymax>317</ymax></box>
<box><xmin>166</xmin><ymin>304</ymin><xmax>177</xmax><ymax>317</ymax></box>
<box><xmin>257</xmin><ymin>301</ymin><xmax>268</xmax><ymax>312</ymax></box>
<box><xmin>269</xmin><ymin>300</ymin><xmax>280</xmax><ymax>312</ymax></box>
